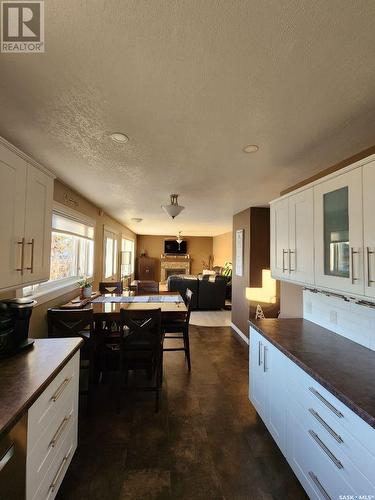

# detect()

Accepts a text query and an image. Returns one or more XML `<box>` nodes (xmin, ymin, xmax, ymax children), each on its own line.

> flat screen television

<box><xmin>164</xmin><ymin>239</ymin><xmax>187</xmax><ymax>254</ymax></box>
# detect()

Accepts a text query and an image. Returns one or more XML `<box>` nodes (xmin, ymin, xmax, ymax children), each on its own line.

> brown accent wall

<box><xmin>212</xmin><ymin>232</ymin><xmax>232</xmax><ymax>267</ymax></box>
<box><xmin>28</xmin><ymin>180</ymin><xmax>136</xmax><ymax>339</ymax></box>
<box><xmin>136</xmin><ymin>235</ymin><xmax>213</xmax><ymax>279</ymax></box>
<box><xmin>231</xmin><ymin>208</ymin><xmax>251</xmax><ymax>337</ymax></box>
<box><xmin>231</xmin><ymin>207</ymin><xmax>279</xmax><ymax>338</ymax></box>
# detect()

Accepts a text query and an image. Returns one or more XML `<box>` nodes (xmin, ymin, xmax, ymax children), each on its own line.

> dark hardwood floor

<box><xmin>57</xmin><ymin>325</ymin><xmax>307</xmax><ymax>500</ymax></box>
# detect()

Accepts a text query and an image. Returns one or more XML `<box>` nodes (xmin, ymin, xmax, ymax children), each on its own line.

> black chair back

<box><xmin>47</xmin><ymin>308</ymin><xmax>93</xmax><ymax>338</ymax></box>
<box><xmin>99</xmin><ymin>281</ymin><xmax>123</xmax><ymax>294</ymax></box>
<box><xmin>120</xmin><ymin>308</ymin><xmax>162</xmax><ymax>362</ymax></box>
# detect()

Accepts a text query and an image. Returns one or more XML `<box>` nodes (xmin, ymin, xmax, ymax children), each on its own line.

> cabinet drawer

<box><xmin>287</xmin><ymin>396</ymin><xmax>375</xmax><ymax>495</ymax></box>
<box><xmin>31</xmin><ymin>418</ymin><xmax>77</xmax><ymax>500</ymax></box>
<box><xmin>287</xmin><ymin>405</ymin><xmax>356</xmax><ymax>500</ymax></box>
<box><xmin>286</xmin><ymin>356</ymin><xmax>375</xmax><ymax>459</ymax></box>
<box><xmin>28</xmin><ymin>353</ymin><xmax>79</xmax><ymax>452</ymax></box>
<box><xmin>27</xmin><ymin>389</ymin><xmax>77</xmax><ymax>500</ymax></box>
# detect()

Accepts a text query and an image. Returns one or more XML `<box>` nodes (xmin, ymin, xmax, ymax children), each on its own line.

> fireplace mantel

<box><xmin>160</xmin><ymin>255</ymin><xmax>191</xmax><ymax>281</ymax></box>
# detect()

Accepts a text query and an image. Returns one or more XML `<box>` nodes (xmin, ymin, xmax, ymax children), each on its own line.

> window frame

<box><xmin>19</xmin><ymin>202</ymin><xmax>95</xmax><ymax>305</ymax></box>
<box><xmin>103</xmin><ymin>226</ymin><xmax>120</xmax><ymax>281</ymax></box>
<box><xmin>121</xmin><ymin>237</ymin><xmax>135</xmax><ymax>278</ymax></box>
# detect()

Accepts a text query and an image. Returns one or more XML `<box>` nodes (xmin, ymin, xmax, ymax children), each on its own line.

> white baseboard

<box><xmin>230</xmin><ymin>322</ymin><xmax>249</xmax><ymax>344</ymax></box>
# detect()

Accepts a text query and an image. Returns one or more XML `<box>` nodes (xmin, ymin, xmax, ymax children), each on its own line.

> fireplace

<box><xmin>160</xmin><ymin>256</ymin><xmax>191</xmax><ymax>282</ymax></box>
<box><xmin>166</xmin><ymin>269</ymin><xmax>186</xmax><ymax>279</ymax></box>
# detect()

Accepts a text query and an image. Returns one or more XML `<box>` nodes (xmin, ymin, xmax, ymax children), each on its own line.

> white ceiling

<box><xmin>1</xmin><ymin>0</ymin><xmax>375</xmax><ymax>236</ymax></box>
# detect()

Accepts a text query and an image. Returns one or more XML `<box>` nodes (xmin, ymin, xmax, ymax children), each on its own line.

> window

<box><xmin>121</xmin><ymin>238</ymin><xmax>135</xmax><ymax>277</ymax></box>
<box><xmin>103</xmin><ymin>228</ymin><xmax>119</xmax><ymax>280</ymax></box>
<box><xmin>22</xmin><ymin>206</ymin><xmax>95</xmax><ymax>297</ymax></box>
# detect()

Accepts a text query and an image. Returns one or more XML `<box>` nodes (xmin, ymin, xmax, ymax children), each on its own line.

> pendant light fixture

<box><xmin>176</xmin><ymin>231</ymin><xmax>183</xmax><ymax>247</ymax></box>
<box><xmin>162</xmin><ymin>194</ymin><xmax>185</xmax><ymax>219</ymax></box>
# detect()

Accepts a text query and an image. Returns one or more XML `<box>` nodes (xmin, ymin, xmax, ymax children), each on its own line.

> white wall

<box><xmin>279</xmin><ymin>281</ymin><xmax>303</xmax><ymax>318</ymax></box>
<box><xmin>303</xmin><ymin>289</ymin><xmax>375</xmax><ymax>351</ymax></box>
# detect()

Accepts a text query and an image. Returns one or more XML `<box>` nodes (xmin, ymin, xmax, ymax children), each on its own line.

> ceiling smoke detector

<box><xmin>131</xmin><ymin>218</ymin><xmax>143</xmax><ymax>223</ymax></box>
<box><xmin>110</xmin><ymin>132</ymin><xmax>129</xmax><ymax>144</ymax></box>
<box><xmin>243</xmin><ymin>144</ymin><xmax>259</xmax><ymax>153</ymax></box>
<box><xmin>162</xmin><ymin>194</ymin><xmax>185</xmax><ymax>219</ymax></box>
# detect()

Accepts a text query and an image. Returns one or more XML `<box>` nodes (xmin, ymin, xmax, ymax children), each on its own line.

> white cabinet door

<box><xmin>249</xmin><ymin>329</ymin><xmax>266</xmax><ymax>419</ymax></box>
<box><xmin>270</xmin><ymin>198</ymin><xmax>289</xmax><ymax>280</ymax></box>
<box><xmin>0</xmin><ymin>143</ymin><xmax>27</xmax><ymax>290</ymax></box>
<box><xmin>264</xmin><ymin>341</ymin><xmax>286</xmax><ymax>450</ymax></box>
<box><xmin>288</xmin><ymin>188</ymin><xmax>314</xmax><ymax>285</ymax></box>
<box><xmin>362</xmin><ymin>161</ymin><xmax>375</xmax><ymax>299</ymax></box>
<box><xmin>23</xmin><ymin>164</ymin><xmax>53</xmax><ymax>284</ymax></box>
<box><xmin>314</xmin><ymin>169</ymin><xmax>363</xmax><ymax>295</ymax></box>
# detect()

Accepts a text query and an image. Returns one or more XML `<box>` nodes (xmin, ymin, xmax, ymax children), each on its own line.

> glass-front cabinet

<box><xmin>314</xmin><ymin>168</ymin><xmax>363</xmax><ymax>295</ymax></box>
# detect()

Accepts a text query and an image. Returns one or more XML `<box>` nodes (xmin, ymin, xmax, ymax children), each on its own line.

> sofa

<box><xmin>167</xmin><ymin>274</ymin><xmax>227</xmax><ymax>310</ymax></box>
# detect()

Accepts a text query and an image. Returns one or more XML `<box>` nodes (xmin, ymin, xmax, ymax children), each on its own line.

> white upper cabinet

<box><xmin>270</xmin><ymin>155</ymin><xmax>375</xmax><ymax>300</ymax></box>
<box><xmin>24</xmin><ymin>164</ymin><xmax>53</xmax><ymax>284</ymax></box>
<box><xmin>314</xmin><ymin>169</ymin><xmax>363</xmax><ymax>296</ymax></box>
<box><xmin>362</xmin><ymin>160</ymin><xmax>375</xmax><ymax>299</ymax></box>
<box><xmin>270</xmin><ymin>188</ymin><xmax>314</xmax><ymax>285</ymax></box>
<box><xmin>288</xmin><ymin>188</ymin><xmax>314</xmax><ymax>285</ymax></box>
<box><xmin>0</xmin><ymin>142</ymin><xmax>27</xmax><ymax>289</ymax></box>
<box><xmin>0</xmin><ymin>138</ymin><xmax>54</xmax><ymax>292</ymax></box>
<box><xmin>270</xmin><ymin>198</ymin><xmax>289</xmax><ymax>280</ymax></box>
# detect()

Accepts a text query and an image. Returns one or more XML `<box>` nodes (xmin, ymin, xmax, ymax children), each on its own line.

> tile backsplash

<box><xmin>303</xmin><ymin>289</ymin><xmax>375</xmax><ymax>351</ymax></box>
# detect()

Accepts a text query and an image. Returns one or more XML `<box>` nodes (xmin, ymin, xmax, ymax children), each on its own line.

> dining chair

<box><xmin>99</xmin><ymin>281</ymin><xmax>123</xmax><ymax>294</ymax></box>
<box><xmin>162</xmin><ymin>288</ymin><xmax>193</xmax><ymax>371</ymax></box>
<box><xmin>117</xmin><ymin>308</ymin><xmax>163</xmax><ymax>412</ymax></box>
<box><xmin>47</xmin><ymin>308</ymin><xmax>95</xmax><ymax>410</ymax></box>
<box><xmin>136</xmin><ymin>280</ymin><xmax>159</xmax><ymax>295</ymax></box>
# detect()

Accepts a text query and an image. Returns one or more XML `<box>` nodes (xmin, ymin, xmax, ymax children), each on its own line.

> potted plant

<box><xmin>221</xmin><ymin>262</ymin><xmax>232</xmax><ymax>299</ymax></box>
<box><xmin>78</xmin><ymin>276</ymin><xmax>93</xmax><ymax>299</ymax></box>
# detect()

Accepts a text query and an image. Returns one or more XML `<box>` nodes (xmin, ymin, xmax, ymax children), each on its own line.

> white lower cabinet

<box><xmin>249</xmin><ymin>328</ymin><xmax>286</xmax><ymax>450</ymax></box>
<box><xmin>249</xmin><ymin>327</ymin><xmax>375</xmax><ymax>498</ymax></box>
<box><xmin>26</xmin><ymin>353</ymin><xmax>80</xmax><ymax>500</ymax></box>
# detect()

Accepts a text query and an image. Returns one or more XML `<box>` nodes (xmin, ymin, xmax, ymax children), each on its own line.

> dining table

<box><xmin>61</xmin><ymin>290</ymin><xmax>188</xmax><ymax>324</ymax></box>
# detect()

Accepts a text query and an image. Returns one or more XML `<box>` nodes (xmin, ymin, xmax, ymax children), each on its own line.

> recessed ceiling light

<box><xmin>131</xmin><ymin>218</ymin><xmax>143</xmax><ymax>223</ymax></box>
<box><xmin>110</xmin><ymin>132</ymin><xmax>129</xmax><ymax>144</ymax></box>
<box><xmin>243</xmin><ymin>144</ymin><xmax>259</xmax><ymax>153</ymax></box>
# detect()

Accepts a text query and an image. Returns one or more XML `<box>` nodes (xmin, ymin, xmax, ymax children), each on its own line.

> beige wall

<box><xmin>212</xmin><ymin>231</ymin><xmax>232</xmax><ymax>267</ymax></box>
<box><xmin>29</xmin><ymin>180</ymin><xmax>136</xmax><ymax>339</ymax></box>
<box><xmin>136</xmin><ymin>235</ymin><xmax>213</xmax><ymax>279</ymax></box>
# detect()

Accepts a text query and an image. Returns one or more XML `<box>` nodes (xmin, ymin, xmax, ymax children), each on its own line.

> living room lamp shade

<box><xmin>162</xmin><ymin>194</ymin><xmax>185</xmax><ymax>219</ymax></box>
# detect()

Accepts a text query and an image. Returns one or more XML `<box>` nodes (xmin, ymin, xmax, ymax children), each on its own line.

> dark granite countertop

<box><xmin>0</xmin><ymin>338</ymin><xmax>83</xmax><ymax>437</ymax></box>
<box><xmin>249</xmin><ymin>318</ymin><xmax>375</xmax><ymax>429</ymax></box>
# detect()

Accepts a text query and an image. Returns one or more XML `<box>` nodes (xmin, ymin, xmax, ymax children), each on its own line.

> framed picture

<box><xmin>235</xmin><ymin>229</ymin><xmax>244</xmax><ymax>276</ymax></box>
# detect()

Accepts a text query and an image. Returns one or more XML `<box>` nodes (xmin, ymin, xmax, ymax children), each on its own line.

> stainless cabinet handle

<box><xmin>288</xmin><ymin>249</ymin><xmax>295</xmax><ymax>273</ymax></box>
<box><xmin>309</xmin><ymin>387</ymin><xmax>344</xmax><ymax>418</ymax></box>
<box><xmin>282</xmin><ymin>249</ymin><xmax>288</xmax><ymax>272</ymax></box>
<box><xmin>51</xmin><ymin>377</ymin><xmax>72</xmax><ymax>402</ymax></box>
<box><xmin>350</xmin><ymin>247</ymin><xmax>359</xmax><ymax>284</ymax></box>
<box><xmin>26</xmin><ymin>238</ymin><xmax>35</xmax><ymax>273</ymax></box>
<box><xmin>308</xmin><ymin>472</ymin><xmax>331</xmax><ymax>500</ymax></box>
<box><xmin>16</xmin><ymin>238</ymin><xmax>25</xmax><ymax>275</ymax></box>
<box><xmin>258</xmin><ymin>341</ymin><xmax>262</xmax><ymax>366</ymax></box>
<box><xmin>308</xmin><ymin>430</ymin><xmax>343</xmax><ymax>469</ymax></box>
<box><xmin>49</xmin><ymin>413</ymin><xmax>72</xmax><ymax>448</ymax></box>
<box><xmin>49</xmin><ymin>450</ymin><xmax>71</xmax><ymax>493</ymax></box>
<box><xmin>0</xmin><ymin>444</ymin><xmax>14</xmax><ymax>473</ymax></box>
<box><xmin>308</xmin><ymin>408</ymin><xmax>343</xmax><ymax>443</ymax></box>
<box><xmin>366</xmin><ymin>247</ymin><xmax>375</xmax><ymax>287</ymax></box>
<box><xmin>263</xmin><ymin>346</ymin><xmax>268</xmax><ymax>372</ymax></box>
